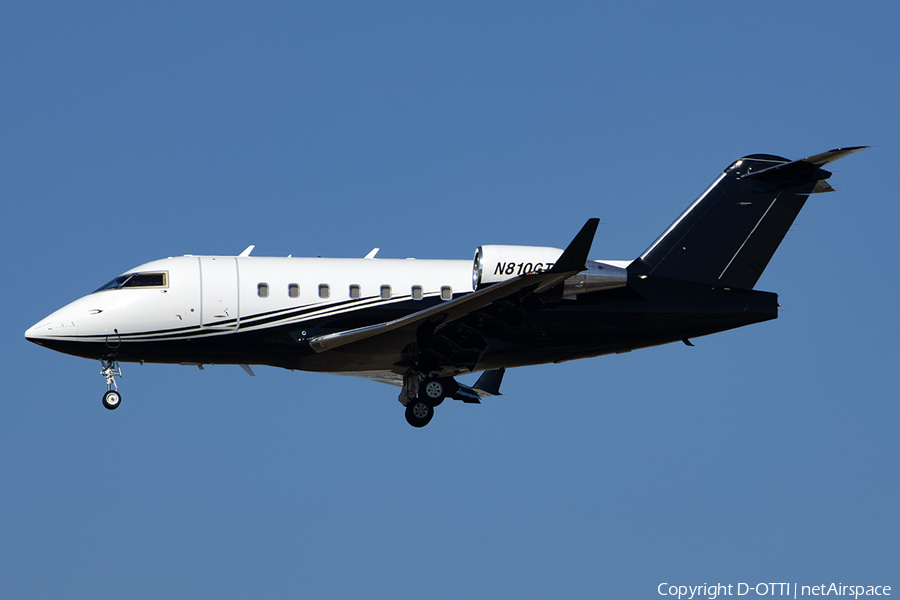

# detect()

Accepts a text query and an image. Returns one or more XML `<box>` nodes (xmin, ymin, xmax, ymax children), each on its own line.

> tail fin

<box><xmin>632</xmin><ymin>147</ymin><xmax>865</xmax><ymax>289</ymax></box>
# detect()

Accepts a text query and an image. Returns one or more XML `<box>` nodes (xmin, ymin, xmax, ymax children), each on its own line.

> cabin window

<box><xmin>319</xmin><ymin>284</ymin><xmax>330</xmax><ymax>299</ymax></box>
<box><xmin>380</xmin><ymin>285</ymin><xmax>391</xmax><ymax>300</ymax></box>
<box><xmin>349</xmin><ymin>284</ymin><xmax>361</xmax><ymax>299</ymax></box>
<box><xmin>258</xmin><ymin>283</ymin><xmax>269</xmax><ymax>298</ymax></box>
<box><xmin>288</xmin><ymin>283</ymin><xmax>300</xmax><ymax>298</ymax></box>
<box><xmin>411</xmin><ymin>285</ymin><xmax>423</xmax><ymax>300</ymax></box>
<box><xmin>441</xmin><ymin>286</ymin><xmax>452</xmax><ymax>301</ymax></box>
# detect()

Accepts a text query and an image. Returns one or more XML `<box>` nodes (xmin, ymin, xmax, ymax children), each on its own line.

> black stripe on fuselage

<box><xmin>48</xmin><ymin>293</ymin><xmax>444</xmax><ymax>343</ymax></box>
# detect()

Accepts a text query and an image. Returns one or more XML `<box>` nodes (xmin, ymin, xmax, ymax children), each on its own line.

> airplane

<box><xmin>25</xmin><ymin>147</ymin><xmax>864</xmax><ymax>427</ymax></box>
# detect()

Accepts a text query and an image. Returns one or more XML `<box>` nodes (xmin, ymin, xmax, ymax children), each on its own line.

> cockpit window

<box><xmin>94</xmin><ymin>272</ymin><xmax>167</xmax><ymax>292</ymax></box>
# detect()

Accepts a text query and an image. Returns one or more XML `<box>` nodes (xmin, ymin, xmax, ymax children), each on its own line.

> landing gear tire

<box><xmin>420</xmin><ymin>378</ymin><xmax>446</xmax><ymax>407</ymax></box>
<box><xmin>102</xmin><ymin>390</ymin><xmax>122</xmax><ymax>410</ymax></box>
<box><xmin>405</xmin><ymin>400</ymin><xmax>434</xmax><ymax>428</ymax></box>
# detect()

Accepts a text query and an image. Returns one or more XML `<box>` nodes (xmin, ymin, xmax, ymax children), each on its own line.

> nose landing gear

<box><xmin>100</xmin><ymin>359</ymin><xmax>122</xmax><ymax>410</ymax></box>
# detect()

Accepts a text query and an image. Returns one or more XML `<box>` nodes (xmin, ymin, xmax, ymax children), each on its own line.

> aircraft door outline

<box><xmin>199</xmin><ymin>257</ymin><xmax>239</xmax><ymax>330</ymax></box>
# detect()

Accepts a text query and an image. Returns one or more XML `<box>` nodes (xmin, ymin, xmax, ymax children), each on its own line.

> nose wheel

<box><xmin>100</xmin><ymin>359</ymin><xmax>122</xmax><ymax>410</ymax></box>
<box><xmin>103</xmin><ymin>390</ymin><xmax>122</xmax><ymax>410</ymax></box>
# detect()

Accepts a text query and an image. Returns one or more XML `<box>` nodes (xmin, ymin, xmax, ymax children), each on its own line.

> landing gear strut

<box><xmin>100</xmin><ymin>359</ymin><xmax>122</xmax><ymax>410</ymax></box>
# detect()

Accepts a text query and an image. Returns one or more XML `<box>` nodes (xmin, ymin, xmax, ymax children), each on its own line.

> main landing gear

<box><xmin>400</xmin><ymin>368</ymin><xmax>504</xmax><ymax>427</ymax></box>
<box><xmin>402</xmin><ymin>374</ymin><xmax>453</xmax><ymax>428</ymax></box>
<box><xmin>405</xmin><ymin>400</ymin><xmax>434</xmax><ymax>428</ymax></box>
<box><xmin>100</xmin><ymin>359</ymin><xmax>122</xmax><ymax>410</ymax></box>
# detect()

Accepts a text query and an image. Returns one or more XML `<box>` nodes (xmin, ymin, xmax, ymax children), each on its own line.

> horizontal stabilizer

<box><xmin>798</xmin><ymin>146</ymin><xmax>868</xmax><ymax>167</ymax></box>
<box><xmin>741</xmin><ymin>146</ymin><xmax>866</xmax><ymax>190</ymax></box>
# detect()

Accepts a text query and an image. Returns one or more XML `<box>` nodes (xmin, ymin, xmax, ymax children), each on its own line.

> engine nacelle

<box><xmin>473</xmin><ymin>245</ymin><xmax>564</xmax><ymax>289</ymax></box>
<box><xmin>473</xmin><ymin>244</ymin><xmax>629</xmax><ymax>295</ymax></box>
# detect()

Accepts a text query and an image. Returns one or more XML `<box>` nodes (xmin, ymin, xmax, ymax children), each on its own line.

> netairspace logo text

<box><xmin>658</xmin><ymin>583</ymin><xmax>891</xmax><ymax>599</ymax></box>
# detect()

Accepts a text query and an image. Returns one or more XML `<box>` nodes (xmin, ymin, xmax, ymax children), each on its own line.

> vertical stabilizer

<box><xmin>632</xmin><ymin>147</ymin><xmax>865</xmax><ymax>289</ymax></box>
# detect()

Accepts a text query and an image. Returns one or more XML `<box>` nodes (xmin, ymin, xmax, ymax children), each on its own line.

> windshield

<box><xmin>93</xmin><ymin>272</ymin><xmax>167</xmax><ymax>293</ymax></box>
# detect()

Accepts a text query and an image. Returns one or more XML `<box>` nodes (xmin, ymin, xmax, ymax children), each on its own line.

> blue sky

<box><xmin>2</xmin><ymin>2</ymin><xmax>897</xmax><ymax>598</ymax></box>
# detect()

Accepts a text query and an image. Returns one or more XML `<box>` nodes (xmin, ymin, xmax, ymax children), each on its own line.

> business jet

<box><xmin>25</xmin><ymin>147</ymin><xmax>864</xmax><ymax>427</ymax></box>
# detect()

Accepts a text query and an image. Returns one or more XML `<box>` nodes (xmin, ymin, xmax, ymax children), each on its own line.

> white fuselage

<box><xmin>26</xmin><ymin>254</ymin><xmax>475</xmax><ymax>348</ymax></box>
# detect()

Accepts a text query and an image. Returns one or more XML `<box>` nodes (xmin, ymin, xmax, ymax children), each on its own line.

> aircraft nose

<box><xmin>25</xmin><ymin>312</ymin><xmax>78</xmax><ymax>345</ymax></box>
<box><xmin>25</xmin><ymin>319</ymin><xmax>52</xmax><ymax>344</ymax></box>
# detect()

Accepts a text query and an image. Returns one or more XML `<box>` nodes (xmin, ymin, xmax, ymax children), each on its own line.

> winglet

<box><xmin>550</xmin><ymin>218</ymin><xmax>599</xmax><ymax>273</ymax></box>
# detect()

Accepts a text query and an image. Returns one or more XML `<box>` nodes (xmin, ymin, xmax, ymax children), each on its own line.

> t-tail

<box><xmin>630</xmin><ymin>147</ymin><xmax>866</xmax><ymax>289</ymax></box>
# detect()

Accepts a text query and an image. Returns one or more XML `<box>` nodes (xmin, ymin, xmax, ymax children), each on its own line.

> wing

<box><xmin>306</xmin><ymin>219</ymin><xmax>599</xmax><ymax>374</ymax></box>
